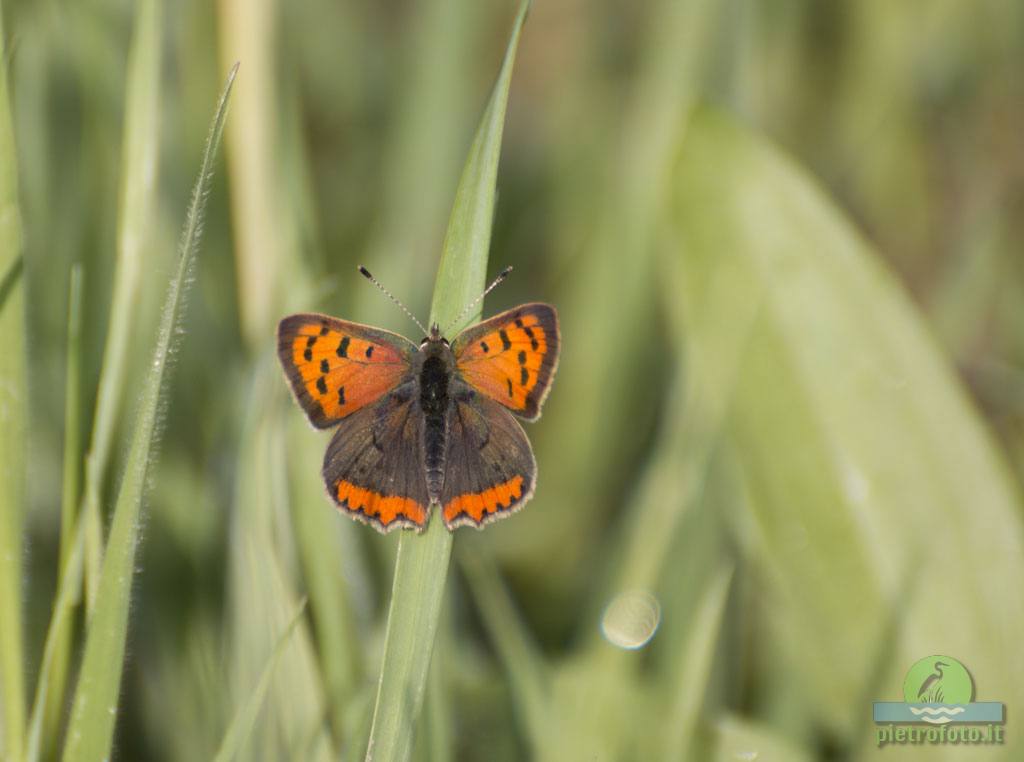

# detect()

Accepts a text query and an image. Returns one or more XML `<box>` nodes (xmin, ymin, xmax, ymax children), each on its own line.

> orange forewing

<box><xmin>277</xmin><ymin>313</ymin><xmax>415</xmax><ymax>428</ymax></box>
<box><xmin>452</xmin><ymin>303</ymin><xmax>559</xmax><ymax>420</ymax></box>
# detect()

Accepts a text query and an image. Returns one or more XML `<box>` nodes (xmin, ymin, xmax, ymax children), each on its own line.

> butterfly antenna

<box><xmin>444</xmin><ymin>266</ymin><xmax>513</xmax><ymax>334</ymax></box>
<box><xmin>358</xmin><ymin>266</ymin><xmax>429</xmax><ymax>336</ymax></box>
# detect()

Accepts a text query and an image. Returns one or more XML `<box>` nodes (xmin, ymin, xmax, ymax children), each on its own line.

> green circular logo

<box><xmin>902</xmin><ymin>655</ymin><xmax>974</xmax><ymax>704</ymax></box>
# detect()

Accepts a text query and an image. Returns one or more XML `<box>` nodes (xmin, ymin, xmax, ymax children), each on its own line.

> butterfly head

<box><xmin>421</xmin><ymin>323</ymin><xmax>449</xmax><ymax>348</ymax></box>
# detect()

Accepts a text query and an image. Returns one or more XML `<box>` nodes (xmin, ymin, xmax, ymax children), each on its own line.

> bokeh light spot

<box><xmin>600</xmin><ymin>590</ymin><xmax>661</xmax><ymax>650</ymax></box>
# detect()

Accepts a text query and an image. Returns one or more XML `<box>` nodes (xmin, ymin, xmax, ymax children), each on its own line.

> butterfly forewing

<box><xmin>451</xmin><ymin>303</ymin><xmax>559</xmax><ymax>420</ymax></box>
<box><xmin>277</xmin><ymin>313</ymin><xmax>416</xmax><ymax>428</ymax></box>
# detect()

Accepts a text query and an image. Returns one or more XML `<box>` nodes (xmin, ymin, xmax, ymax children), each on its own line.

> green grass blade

<box><xmin>78</xmin><ymin>0</ymin><xmax>162</xmax><ymax>615</ymax></box>
<box><xmin>217</xmin><ymin>0</ymin><xmax>287</xmax><ymax>347</ymax></box>
<box><xmin>61</xmin><ymin>63</ymin><xmax>237</xmax><ymax>762</ymax></box>
<box><xmin>212</xmin><ymin>600</ymin><xmax>307</xmax><ymax>762</ymax></box>
<box><xmin>0</xmin><ymin>3</ymin><xmax>26</xmax><ymax>758</ymax></box>
<box><xmin>420</xmin><ymin>604</ymin><xmax>452</xmax><ymax>762</ymax></box>
<box><xmin>659</xmin><ymin>565</ymin><xmax>732</xmax><ymax>760</ymax></box>
<box><xmin>514</xmin><ymin>0</ymin><xmax>718</xmax><ymax>581</ymax></box>
<box><xmin>33</xmin><ymin>264</ymin><xmax>85</xmax><ymax>760</ymax></box>
<box><xmin>287</xmin><ymin>414</ymin><xmax>364</xmax><ymax>747</ymax></box>
<box><xmin>426</xmin><ymin>3</ymin><xmax>529</xmax><ymax>331</ymax></box>
<box><xmin>364</xmin><ymin>4</ymin><xmax>530</xmax><ymax>760</ymax></box>
<box><xmin>458</xmin><ymin>547</ymin><xmax>548</xmax><ymax>751</ymax></box>
<box><xmin>59</xmin><ymin>263</ymin><xmax>84</xmax><ymax>601</ymax></box>
<box><xmin>354</xmin><ymin>0</ymin><xmax>487</xmax><ymax>321</ymax></box>
<box><xmin>25</xmin><ymin>517</ymin><xmax>86</xmax><ymax>762</ymax></box>
<box><xmin>228</xmin><ymin>371</ymin><xmax>334</xmax><ymax>761</ymax></box>
<box><xmin>711</xmin><ymin>715</ymin><xmax>813</xmax><ymax>762</ymax></box>
<box><xmin>595</xmin><ymin>238</ymin><xmax>759</xmax><ymax>612</ymax></box>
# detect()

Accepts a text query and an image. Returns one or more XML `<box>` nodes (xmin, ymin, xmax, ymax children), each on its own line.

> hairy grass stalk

<box><xmin>61</xmin><ymin>62</ymin><xmax>237</xmax><ymax>762</ymax></box>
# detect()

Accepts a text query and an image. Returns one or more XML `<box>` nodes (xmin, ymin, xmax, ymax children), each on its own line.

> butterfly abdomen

<box><xmin>419</xmin><ymin>346</ymin><xmax>451</xmax><ymax>500</ymax></box>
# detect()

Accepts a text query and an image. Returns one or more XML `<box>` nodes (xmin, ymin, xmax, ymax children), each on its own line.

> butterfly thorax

<box><xmin>418</xmin><ymin>337</ymin><xmax>454</xmax><ymax>501</ymax></box>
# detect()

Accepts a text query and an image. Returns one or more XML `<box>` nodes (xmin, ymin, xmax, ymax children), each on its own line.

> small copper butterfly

<box><xmin>277</xmin><ymin>266</ymin><xmax>559</xmax><ymax>532</ymax></box>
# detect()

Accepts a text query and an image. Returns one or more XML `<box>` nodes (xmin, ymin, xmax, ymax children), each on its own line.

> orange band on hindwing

<box><xmin>442</xmin><ymin>475</ymin><xmax>525</xmax><ymax>525</ymax></box>
<box><xmin>336</xmin><ymin>479</ymin><xmax>427</xmax><ymax>529</ymax></box>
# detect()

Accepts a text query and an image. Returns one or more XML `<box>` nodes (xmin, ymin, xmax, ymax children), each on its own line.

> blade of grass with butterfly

<box><xmin>364</xmin><ymin>3</ymin><xmax>531</xmax><ymax>759</ymax></box>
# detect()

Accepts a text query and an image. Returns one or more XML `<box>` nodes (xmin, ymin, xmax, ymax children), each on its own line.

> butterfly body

<box><xmin>278</xmin><ymin>303</ymin><xmax>559</xmax><ymax>532</ymax></box>
<box><xmin>416</xmin><ymin>328</ymin><xmax>456</xmax><ymax>501</ymax></box>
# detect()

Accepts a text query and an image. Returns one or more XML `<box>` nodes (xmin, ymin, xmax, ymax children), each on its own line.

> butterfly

<box><xmin>277</xmin><ymin>267</ymin><xmax>559</xmax><ymax>532</ymax></box>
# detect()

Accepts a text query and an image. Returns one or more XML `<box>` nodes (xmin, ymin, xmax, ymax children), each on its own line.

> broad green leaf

<box><xmin>61</xmin><ymin>63</ymin><xmax>237</xmax><ymax>762</ymax></box>
<box><xmin>672</xmin><ymin>109</ymin><xmax>1024</xmax><ymax>755</ymax></box>
<box><xmin>365</xmin><ymin>3</ymin><xmax>530</xmax><ymax>760</ymax></box>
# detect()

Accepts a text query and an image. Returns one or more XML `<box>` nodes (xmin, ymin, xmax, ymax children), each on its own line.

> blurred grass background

<box><xmin>1</xmin><ymin>0</ymin><xmax>1023</xmax><ymax>760</ymax></box>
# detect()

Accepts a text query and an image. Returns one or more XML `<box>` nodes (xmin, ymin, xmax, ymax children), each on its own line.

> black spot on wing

<box><xmin>506</xmin><ymin>378</ymin><xmax>513</xmax><ymax>398</ymax></box>
<box><xmin>480</xmin><ymin>341</ymin><xmax>489</xmax><ymax>353</ymax></box>
<box><xmin>316</xmin><ymin>376</ymin><xmax>328</xmax><ymax>395</ymax></box>
<box><xmin>304</xmin><ymin>347</ymin><xmax>312</xmax><ymax>361</ymax></box>
<box><xmin>337</xmin><ymin>337</ymin><xmax>350</xmax><ymax>358</ymax></box>
<box><xmin>518</xmin><ymin>350</ymin><xmax>526</xmax><ymax>365</ymax></box>
<box><xmin>520</xmin><ymin>367</ymin><xmax>529</xmax><ymax>386</ymax></box>
<box><xmin>365</xmin><ymin>345</ymin><xmax>374</xmax><ymax>358</ymax></box>
<box><xmin>499</xmin><ymin>329</ymin><xmax>511</xmax><ymax>351</ymax></box>
<box><xmin>320</xmin><ymin>359</ymin><xmax>329</xmax><ymax>374</ymax></box>
<box><xmin>338</xmin><ymin>386</ymin><xmax>346</xmax><ymax>405</ymax></box>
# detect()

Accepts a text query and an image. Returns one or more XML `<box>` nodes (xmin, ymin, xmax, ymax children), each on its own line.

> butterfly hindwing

<box><xmin>441</xmin><ymin>382</ymin><xmax>536</xmax><ymax>529</ymax></box>
<box><xmin>278</xmin><ymin>313</ymin><xmax>416</xmax><ymax>428</ymax></box>
<box><xmin>322</xmin><ymin>381</ymin><xmax>431</xmax><ymax>532</ymax></box>
<box><xmin>452</xmin><ymin>303</ymin><xmax>559</xmax><ymax>420</ymax></box>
